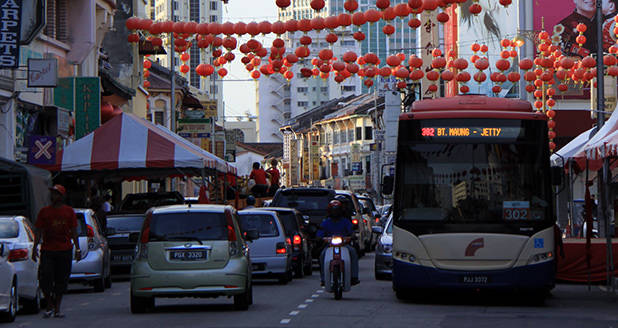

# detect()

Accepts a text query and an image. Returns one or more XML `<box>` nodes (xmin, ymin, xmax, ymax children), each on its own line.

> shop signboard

<box><xmin>28</xmin><ymin>135</ymin><xmax>55</xmax><ymax>165</ymax></box>
<box><xmin>351</xmin><ymin>162</ymin><xmax>362</xmax><ymax>173</ymax></box>
<box><xmin>74</xmin><ymin>77</ymin><xmax>100</xmax><ymax>139</ymax></box>
<box><xmin>0</xmin><ymin>0</ymin><xmax>22</xmax><ymax>69</ymax></box>
<box><xmin>310</xmin><ymin>139</ymin><xmax>319</xmax><ymax>180</ymax></box>
<box><xmin>178</xmin><ymin>118</ymin><xmax>211</xmax><ymax>150</ymax></box>
<box><xmin>302</xmin><ymin>142</ymin><xmax>310</xmax><ymax>182</ymax></box>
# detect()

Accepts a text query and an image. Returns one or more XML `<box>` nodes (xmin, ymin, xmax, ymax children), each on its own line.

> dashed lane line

<box><xmin>280</xmin><ymin>319</ymin><xmax>291</xmax><ymax>324</ymax></box>
<box><xmin>289</xmin><ymin>311</ymin><xmax>300</xmax><ymax>316</ymax></box>
<box><xmin>298</xmin><ymin>304</ymin><xmax>308</xmax><ymax>309</ymax></box>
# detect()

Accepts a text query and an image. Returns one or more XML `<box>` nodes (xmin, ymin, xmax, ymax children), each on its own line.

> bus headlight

<box><xmin>395</xmin><ymin>251</ymin><xmax>416</xmax><ymax>263</ymax></box>
<box><xmin>528</xmin><ymin>251</ymin><xmax>553</xmax><ymax>264</ymax></box>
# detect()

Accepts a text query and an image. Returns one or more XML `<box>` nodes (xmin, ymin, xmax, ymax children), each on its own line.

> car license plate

<box><xmin>460</xmin><ymin>275</ymin><xmax>490</xmax><ymax>284</ymax></box>
<box><xmin>252</xmin><ymin>263</ymin><xmax>265</xmax><ymax>271</ymax></box>
<box><xmin>169</xmin><ymin>250</ymin><xmax>207</xmax><ymax>261</ymax></box>
<box><xmin>112</xmin><ymin>255</ymin><xmax>134</xmax><ymax>262</ymax></box>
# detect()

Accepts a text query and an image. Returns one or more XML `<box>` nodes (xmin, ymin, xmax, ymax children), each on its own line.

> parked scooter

<box><xmin>322</xmin><ymin>236</ymin><xmax>352</xmax><ymax>300</ymax></box>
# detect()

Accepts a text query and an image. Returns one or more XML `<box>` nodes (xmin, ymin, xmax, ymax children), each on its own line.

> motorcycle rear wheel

<box><xmin>333</xmin><ymin>266</ymin><xmax>343</xmax><ymax>300</ymax></box>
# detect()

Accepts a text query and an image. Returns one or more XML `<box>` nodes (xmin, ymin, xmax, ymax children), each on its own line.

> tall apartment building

<box><xmin>151</xmin><ymin>0</ymin><xmax>224</xmax><ymax>121</ymax></box>
<box><xmin>256</xmin><ymin>0</ymin><xmax>416</xmax><ymax>142</ymax></box>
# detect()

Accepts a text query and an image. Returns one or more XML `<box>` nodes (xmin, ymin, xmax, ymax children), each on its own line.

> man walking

<box><xmin>266</xmin><ymin>159</ymin><xmax>281</xmax><ymax>196</ymax></box>
<box><xmin>32</xmin><ymin>185</ymin><xmax>81</xmax><ymax>318</ymax></box>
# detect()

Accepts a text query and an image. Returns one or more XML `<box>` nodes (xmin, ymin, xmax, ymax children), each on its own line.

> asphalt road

<box><xmin>7</xmin><ymin>254</ymin><xmax>618</xmax><ymax>328</ymax></box>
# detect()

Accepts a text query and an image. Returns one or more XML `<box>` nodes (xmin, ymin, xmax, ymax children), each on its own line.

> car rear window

<box><xmin>238</xmin><ymin>214</ymin><xmax>280</xmax><ymax>238</ymax></box>
<box><xmin>0</xmin><ymin>220</ymin><xmax>19</xmax><ymax>238</ymax></box>
<box><xmin>359</xmin><ymin>198</ymin><xmax>376</xmax><ymax>212</ymax></box>
<box><xmin>107</xmin><ymin>216</ymin><xmax>144</xmax><ymax>232</ymax></box>
<box><xmin>121</xmin><ymin>194</ymin><xmax>184</xmax><ymax>212</ymax></box>
<box><xmin>75</xmin><ymin>213</ymin><xmax>90</xmax><ymax>237</ymax></box>
<box><xmin>150</xmin><ymin>212</ymin><xmax>227</xmax><ymax>241</ymax></box>
<box><xmin>274</xmin><ymin>211</ymin><xmax>299</xmax><ymax>235</ymax></box>
<box><xmin>272</xmin><ymin>194</ymin><xmax>332</xmax><ymax>212</ymax></box>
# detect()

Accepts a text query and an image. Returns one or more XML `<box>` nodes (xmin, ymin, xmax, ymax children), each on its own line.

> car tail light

<box><xmin>86</xmin><ymin>225</ymin><xmax>94</xmax><ymax>238</ymax></box>
<box><xmin>352</xmin><ymin>219</ymin><xmax>358</xmax><ymax>225</ymax></box>
<box><xmin>285</xmin><ymin>237</ymin><xmax>291</xmax><ymax>246</ymax></box>
<box><xmin>293</xmin><ymin>235</ymin><xmax>301</xmax><ymax>245</ymax></box>
<box><xmin>375</xmin><ymin>218</ymin><xmax>380</xmax><ymax>223</ymax></box>
<box><xmin>8</xmin><ymin>249</ymin><xmax>28</xmax><ymax>262</ymax></box>
<box><xmin>276</xmin><ymin>242</ymin><xmax>287</xmax><ymax>254</ymax></box>
<box><xmin>137</xmin><ymin>211</ymin><xmax>152</xmax><ymax>260</ymax></box>
<box><xmin>225</xmin><ymin>210</ymin><xmax>237</xmax><ymax>242</ymax></box>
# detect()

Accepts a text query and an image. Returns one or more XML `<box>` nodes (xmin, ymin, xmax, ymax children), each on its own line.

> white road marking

<box><xmin>80</xmin><ymin>302</ymin><xmax>89</xmax><ymax>306</ymax></box>
<box><xmin>311</xmin><ymin>294</ymin><xmax>319</xmax><ymax>298</ymax></box>
<box><xmin>316</xmin><ymin>289</ymin><xmax>324</xmax><ymax>293</ymax></box>
<box><xmin>280</xmin><ymin>319</ymin><xmax>291</xmax><ymax>324</ymax></box>
<box><xmin>305</xmin><ymin>299</ymin><xmax>314</xmax><ymax>303</ymax></box>
<box><xmin>289</xmin><ymin>311</ymin><xmax>300</xmax><ymax>316</ymax></box>
<box><xmin>298</xmin><ymin>304</ymin><xmax>308</xmax><ymax>309</ymax></box>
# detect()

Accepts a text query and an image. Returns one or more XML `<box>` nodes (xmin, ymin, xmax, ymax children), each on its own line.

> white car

<box><xmin>71</xmin><ymin>209</ymin><xmax>111</xmax><ymax>292</ymax></box>
<box><xmin>0</xmin><ymin>243</ymin><xmax>18</xmax><ymax>322</ymax></box>
<box><xmin>0</xmin><ymin>216</ymin><xmax>40</xmax><ymax>313</ymax></box>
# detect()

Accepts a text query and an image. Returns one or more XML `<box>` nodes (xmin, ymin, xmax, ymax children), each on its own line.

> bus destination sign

<box><xmin>420</xmin><ymin>127</ymin><xmax>522</xmax><ymax>139</ymax></box>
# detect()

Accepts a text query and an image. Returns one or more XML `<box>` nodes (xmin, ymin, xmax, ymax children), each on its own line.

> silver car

<box><xmin>374</xmin><ymin>213</ymin><xmax>393</xmax><ymax>280</ymax></box>
<box><xmin>0</xmin><ymin>216</ymin><xmax>41</xmax><ymax>313</ymax></box>
<box><xmin>238</xmin><ymin>210</ymin><xmax>294</xmax><ymax>284</ymax></box>
<box><xmin>71</xmin><ymin>209</ymin><xmax>111</xmax><ymax>292</ymax></box>
<box><xmin>0</xmin><ymin>243</ymin><xmax>17</xmax><ymax>322</ymax></box>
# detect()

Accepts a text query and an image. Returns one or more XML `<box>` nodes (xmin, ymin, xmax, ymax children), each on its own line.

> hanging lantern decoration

<box><xmin>276</xmin><ymin>0</ymin><xmax>291</xmax><ymax>9</ymax></box>
<box><xmin>408</xmin><ymin>18</ymin><xmax>421</xmax><ymax>29</ymax></box>
<box><xmin>128</xmin><ymin>33</ymin><xmax>139</xmax><ymax>43</ymax></box>
<box><xmin>576</xmin><ymin>23</ymin><xmax>587</xmax><ymax>48</ymax></box>
<box><xmin>469</xmin><ymin>2</ymin><xmax>482</xmax><ymax>15</ymax></box>
<box><xmin>143</xmin><ymin>60</ymin><xmax>152</xmax><ymax>69</ymax></box>
<box><xmin>382</xmin><ymin>24</ymin><xmax>395</xmax><ymax>36</ymax></box>
<box><xmin>344</xmin><ymin>0</ymin><xmax>359</xmax><ymax>12</ymax></box>
<box><xmin>180</xmin><ymin>64</ymin><xmax>190</xmax><ymax>74</ymax></box>
<box><xmin>311</xmin><ymin>0</ymin><xmax>326</xmax><ymax>11</ymax></box>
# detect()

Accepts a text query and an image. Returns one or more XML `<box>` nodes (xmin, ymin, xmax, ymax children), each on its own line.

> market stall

<box><xmin>38</xmin><ymin>112</ymin><xmax>235</xmax><ymax>203</ymax></box>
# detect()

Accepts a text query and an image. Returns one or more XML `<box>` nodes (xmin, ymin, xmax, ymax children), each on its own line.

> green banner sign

<box><xmin>74</xmin><ymin>77</ymin><xmax>100</xmax><ymax>139</ymax></box>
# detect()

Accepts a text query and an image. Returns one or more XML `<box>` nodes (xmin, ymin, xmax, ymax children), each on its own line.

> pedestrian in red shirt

<box><xmin>266</xmin><ymin>159</ymin><xmax>281</xmax><ymax>196</ymax></box>
<box><xmin>32</xmin><ymin>185</ymin><xmax>81</xmax><ymax>318</ymax></box>
<box><xmin>249</xmin><ymin>162</ymin><xmax>269</xmax><ymax>197</ymax></box>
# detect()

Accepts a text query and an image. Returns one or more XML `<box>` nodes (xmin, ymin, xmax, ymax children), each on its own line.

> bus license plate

<box><xmin>460</xmin><ymin>276</ymin><xmax>490</xmax><ymax>284</ymax></box>
<box><xmin>169</xmin><ymin>250</ymin><xmax>207</xmax><ymax>261</ymax></box>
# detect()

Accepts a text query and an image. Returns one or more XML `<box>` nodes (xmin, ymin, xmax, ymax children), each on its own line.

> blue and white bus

<box><xmin>391</xmin><ymin>95</ymin><xmax>556</xmax><ymax>299</ymax></box>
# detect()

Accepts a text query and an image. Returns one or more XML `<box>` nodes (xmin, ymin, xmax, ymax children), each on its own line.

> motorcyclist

<box><xmin>317</xmin><ymin>200</ymin><xmax>360</xmax><ymax>286</ymax></box>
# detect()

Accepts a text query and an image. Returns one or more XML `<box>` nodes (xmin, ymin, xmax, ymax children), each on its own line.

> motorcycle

<box><xmin>322</xmin><ymin>236</ymin><xmax>352</xmax><ymax>300</ymax></box>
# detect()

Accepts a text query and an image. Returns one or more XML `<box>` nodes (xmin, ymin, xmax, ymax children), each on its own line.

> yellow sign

<box><xmin>204</xmin><ymin>100</ymin><xmax>218</xmax><ymax>119</ymax></box>
<box><xmin>302</xmin><ymin>143</ymin><xmax>310</xmax><ymax>182</ymax></box>
<box><xmin>310</xmin><ymin>140</ymin><xmax>320</xmax><ymax>180</ymax></box>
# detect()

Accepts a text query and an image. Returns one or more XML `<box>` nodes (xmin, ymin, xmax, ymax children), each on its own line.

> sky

<box><xmin>221</xmin><ymin>0</ymin><xmax>278</xmax><ymax>120</ymax></box>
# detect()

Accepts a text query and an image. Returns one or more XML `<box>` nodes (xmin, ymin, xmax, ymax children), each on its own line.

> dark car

<box><xmin>118</xmin><ymin>192</ymin><xmax>185</xmax><ymax>213</ymax></box>
<box><xmin>106</xmin><ymin>214</ymin><xmax>145</xmax><ymax>274</ymax></box>
<box><xmin>357</xmin><ymin>195</ymin><xmax>381</xmax><ymax>226</ymax></box>
<box><xmin>270</xmin><ymin>188</ymin><xmax>336</xmax><ymax>260</ymax></box>
<box><xmin>261</xmin><ymin>207</ymin><xmax>313</xmax><ymax>278</ymax></box>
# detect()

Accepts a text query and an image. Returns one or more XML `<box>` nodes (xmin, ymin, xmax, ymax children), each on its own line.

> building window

<box><xmin>333</xmin><ymin>131</ymin><xmax>339</xmax><ymax>144</ymax></box>
<box><xmin>190</xmin><ymin>0</ymin><xmax>199</xmax><ymax>21</ymax></box>
<box><xmin>343</xmin><ymin>86</ymin><xmax>356</xmax><ymax>92</ymax></box>
<box><xmin>355</xmin><ymin>127</ymin><xmax>362</xmax><ymax>141</ymax></box>
<box><xmin>154</xmin><ymin>111</ymin><xmax>164</xmax><ymax>126</ymax></box>
<box><xmin>320</xmin><ymin>87</ymin><xmax>328</xmax><ymax>93</ymax></box>
<box><xmin>341</xmin><ymin>129</ymin><xmax>347</xmax><ymax>143</ymax></box>
<box><xmin>210</xmin><ymin>85</ymin><xmax>218</xmax><ymax>94</ymax></box>
<box><xmin>284</xmin><ymin>99</ymin><xmax>291</xmax><ymax>105</ymax></box>
<box><xmin>297</xmin><ymin>101</ymin><xmax>308</xmax><ymax>107</ymax></box>
<box><xmin>348</xmin><ymin>129</ymin><xmax>354</xmax><ymax>141</ymax></box>
<box><xmin>312</xmin><ymin>101</ymin><xmax>316</xmax><ymax>105</ymax></box>
<box><xmin>297</xmin><ymin>87</ymin><xmax>308</xmax><ymax>93</ymax></box>
<box><xmin>173</xmin><ymin>1</ymin><xmax>178</xmax><ymax>10</ymax></box>
<box><xmin>210</xmin><ymin>15</ymin><xmax>217</xmax><ymax>22</ymax></box>
<box><xmin>44</xmin><ymin>0</ymin><xmax>69</xmax><ymax>42</ymax></box>
<box><xmin>342</xmin><ymin>40</ymin><xmax>355</xmax><ymax>46</ymax></box>
<box><xmin>364</xmin><ymin>126</ymin><xmax>373</xmax><ymax>140</ymax></box>
<box><xmin>210</xmin><ymin>1</ymin><xmax>217</xmax><ymax>10</ymax></box>
<box><xmin>190</xmin><ymin>44</ymin><xmax>200</xmax><ymax>88</ymax></box>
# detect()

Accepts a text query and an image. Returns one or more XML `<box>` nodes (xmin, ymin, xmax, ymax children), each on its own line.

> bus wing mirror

<box><xmin>550</xmin><ymin>166</ymin><xmax>564</xmax><ymax>186</ymax></box>
<box><xmin>382</xmin><ymin>176</ymin><xmax>394</xmax><ymax>195</ymax></box>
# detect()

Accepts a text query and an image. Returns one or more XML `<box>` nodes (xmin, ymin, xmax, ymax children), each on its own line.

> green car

<box><xmin>130</xmin><ymin>205</ymin><xmax>258</xmax><ymax>313</ymax></box>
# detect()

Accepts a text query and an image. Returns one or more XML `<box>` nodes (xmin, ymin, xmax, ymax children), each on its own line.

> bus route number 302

<box><xmin>503</xmin><ymin>201</ymin><xmax>530</xmax><ymax>220</ymax></box>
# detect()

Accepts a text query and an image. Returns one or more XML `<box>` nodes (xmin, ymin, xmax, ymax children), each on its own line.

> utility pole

<box><xmin>595</xmin><ymin>0</ymin><xmax>615</xmax><ymax>295</ymax></box>
<box><xmin>170</xmin><ymin>1</ymin><xmax>176</xmax><ymax>133</ymax></box>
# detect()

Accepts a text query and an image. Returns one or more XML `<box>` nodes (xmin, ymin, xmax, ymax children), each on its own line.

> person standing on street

<box><xmin>266</xmin><ymin>159</ymin><xmax>281</xmax><ymax>196</ymax></box>
<box><xmin>249</xmin><ymin>162</ymin><xmax>270</xmax><ymax>197</ymax></box>
<box><xmin>32</xmin><ymin>185</ymin><xmax>81</xmax><ymax>318</ymax></box>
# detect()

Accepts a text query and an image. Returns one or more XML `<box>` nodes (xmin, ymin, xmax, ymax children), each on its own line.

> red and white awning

<box><xmin>44</xmin><ymin>113</ymin><xmax>235</xmax><ymax>174</ymax></box>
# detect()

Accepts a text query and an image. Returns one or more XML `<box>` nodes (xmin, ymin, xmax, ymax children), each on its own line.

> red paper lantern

<box><xmin>353</xmin><ymin>31</ymin><xmax>366</xmax><ymax>41</ymax></box>
<box><xmin>382</xmin><ymin>24</ymin><xmax>395</xmax><ymax>36</ymax></box>
<box><xmin>344</xmin><ymin>0</ymin><xmax>359</xmax><ymax>12</ymax></box>
<box><xmin>495</xmin><ymin>59</ymin><xmax>510</xmax><ymax>71</ymax></box>
<box><xmin>218</xmin><ymin>68</ymin><xmax>228</xmax><ymax>78</ymax></box>
<box><xmin>492</xmin><ymin>85</ymin><xmax>502</xmax><ymax>93</ymax></box>
<box><xmin>326</xmin><ymin>33</ymin><xmax>338</xmax><ymax>44</ymax></box>
<box><xmin>441</xmin><ymin>70</ymin><xmax>454</xmax><ymax>81</ymax></box>
<box><xmin>365</xmin><ymin>9</ymin><xmax>381</xmax><ymax>23</ymax></box>
<box><xmin>437</xmin><ymin>12</ymin><xmax>449</xmax><ymax>23</ymax></box>
<box><xmin>311</xmin><ymin>0</ymin><xmax>326</xmax><ymax>11</ymax></box>
<box><xmin>319</xmin><ymin>49</ymin><xmax>334</xmax><ymax>61</ymax></box>
<box><xmin>272</xmin><ymin>21</ymin><xmax>286</xmax><ymax>35</ymax></box>
<box><xmin>473</xmin><ymin>71</ymin><xmax>487</xmax><ymax>83</ymax></box>
<box><xmin>426</xmin><ymin>70</ymin><xmax>440</xmax><ymax>81</ymax></box>
<box><xmin>428</xmin><ymin>84</ymin><xmax>438</xmax><ymax>93</ymax></box>
<box><xmin>469</xmin><ymin>3</ymin><xmax>482</xmax><ymax>15</ymax></box>
<box><xmin>127</xmin><ymin>33</ymin><xmax>139</xmax><ymax>43</ymax></box>
<box><xmin>125</xmin><ymin>17</ymin><xmax>140</xmax><ymax>30</ymax></box>
<box><xmin>460</xmin><ymin>85</ymin><xmax>470</xmax><ymax>93</ymax></box>
<box><xmin>576</xmin><ymin>23</ymin><xmax>587</xmax><ymax>33</ymax></box>
<box><xmin>376</xmin><ymin>0</ymin><xmax>390</xmax><ymax>10</ymax></box>
<box><xmin>453</xmin><ymin>58</ymin><xmax>468</xmax><ymax>70</ymax></box>
<box><xmin>364</xmin><ymin>79</ymin><xmax>374</xmax><ymax>87</ymax></box>
<box><xmin>408</xmin><ymin>18</ymin><xmax>422</xmax><ymax>29</ymax></box>
<box><xmin>410</xmin><ymin>69</ymin><xmax>424</xmax><ymax>80</ymax></box>
<box><xmin>352</xmin><ymin>12</ymin><xmax>367</xmax><ymax>26</ymax></box>
<box><xmin>276</xmin><ymin>0</ymin><xmax>291</xmax><ymax>9</ymax></box>
<box><xmin>347</xmin><ymin>63</ymin><xmax>359</xmax><ymax>74</ymax></box>
<box><xmin>284</xmin><ymin>71</ymin><xmax>294</xmax><ymax>80</ymax></box>
<box><xmin>395</xmin><ymin>3</ymin><xmax>410</xmax><ymax>17</ymax></box>
<box><xmin>507</xmin><ymin>72</ymin><xmax>521</xmax><ymax>82</ymax></box>
<box><xmin>408</xmin><ymin>0</ymin><xmax>423</xmax><ymax>9</ymax></box>
<box><xmin>395</xmin><ymin>67</ymin><xmax>409</xmax><ymax>79</ymax></box>
<box><xmin>143</xmin><ymin>80</ymin><xmax>150</xmax><ymax>88</ymax></box>
<box><xmin>310</xmin><ymin>17</ymin><xmax>325</xmax><ymax>31</ymax></box>
<box><xmin>456</xmin><ymin>71</ymin><xmax>471</xmax><ymax>82</ymax></box>
<box><xmin>143</xmin><ymin>60</ymin><xmax>152</xmax><ymax>69</ymax></box>
<box><xmin>408</xmin><ymin>55</ymin><xmax>423</xmax><ymax>68</ymax></box>
<box><xmin>285</xmin><ymin>20</ymin><xmax>298</xmax><ymax>33</ymax></box>
<box><xmin>338</xmin><ymin>13</ymin><xmax>352</xmax><ymax>27</ymax></box>
<box><xmin>431</xmin><ymin>57</ymin><xmax>446</xmax><ymax>69</ymax></box>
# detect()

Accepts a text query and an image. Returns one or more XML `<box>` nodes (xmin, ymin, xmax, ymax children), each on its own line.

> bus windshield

<box><xmin>395</xmin><ymin>118</ymin><xmax>551</xmax><ymax>226</ymax></box>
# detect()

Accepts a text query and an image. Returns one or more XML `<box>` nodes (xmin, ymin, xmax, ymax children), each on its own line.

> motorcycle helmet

<box><xmin>327</xmin><ymin>200</ymin><xmax>343</xmax><ymax>217</ymax></box>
